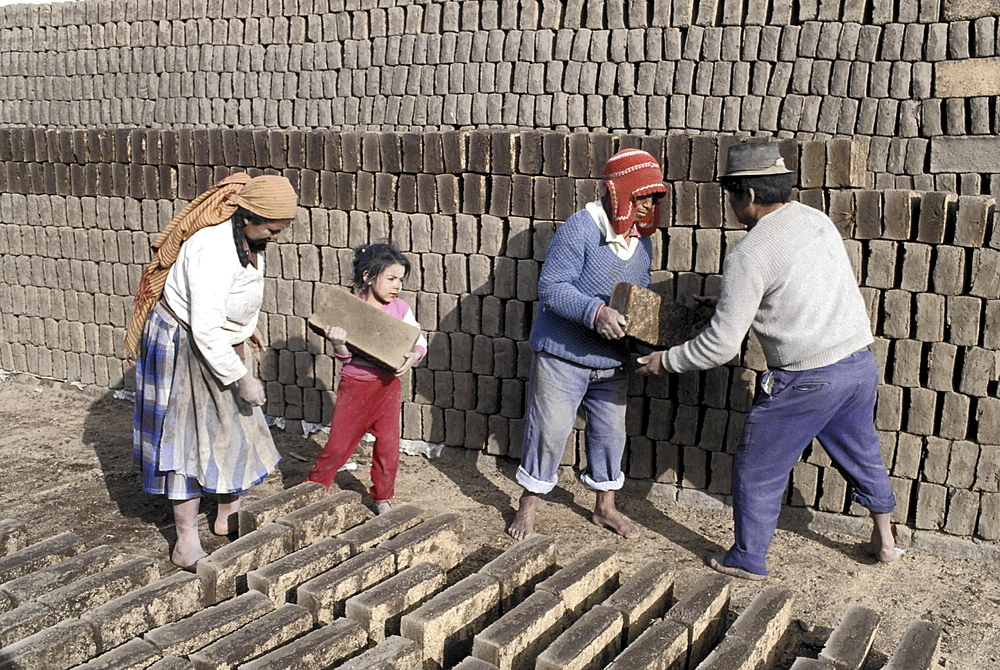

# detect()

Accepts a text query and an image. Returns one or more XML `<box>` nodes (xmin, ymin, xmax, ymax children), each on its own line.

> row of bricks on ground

<box><xmin>0</xmin><ymin>497</ymin><xmax>937</xmax><ymax>670</ymax></box>
<box><xmin>0</xmin><ymin>487</ymin><xmax>747</xmax><ymax>670</ymax></box>
<box><xmin>0</xmin><ymin>129</ymin><xmax>861</xmax><ymax>187</ymax></box>
<box><xmin>0</xmin><ymin>0</ymin><xmax>982</xmax><ymax>33</ymax></box>
<box><xmin>2</xmin><ymin>8</ymin><xmax>997</xmax><ymax>60</ymax></box>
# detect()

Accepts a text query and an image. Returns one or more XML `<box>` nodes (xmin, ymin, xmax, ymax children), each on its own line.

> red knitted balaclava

<box><xmin>602</xmin><ymin>149</ymin><xmax>667</xmax><ymax>236</ymax></box>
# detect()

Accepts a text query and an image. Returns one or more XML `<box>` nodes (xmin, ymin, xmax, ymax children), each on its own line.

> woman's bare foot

<box><xmin>213</xmin><ymin>495</ymin><xmax>240</xmax><ymax>536</ymax></box>
<box><xmin>374</xmin><ymin>500</ymin><xmax>393</xmax><ymax>515</ymax></box>
<box><xmin>592</xmin><ymin>491</ymin><xmax>641</xmax><ymax>539</ymax></box>
<box><xmin>508</xmin><ymin>492</ymin><xmax>540</xmax><ymax>540</ymax></box>
<box><xmin>170</xmin><ymin>545</ymin><xmax>208</xmax><ymax>572</ymax></box>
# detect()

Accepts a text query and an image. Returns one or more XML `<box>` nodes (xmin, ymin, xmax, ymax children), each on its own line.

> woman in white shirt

<box><xmin>125</xmin><ymin>173</ymin><xmax>297</xmax><ymax>571</ymax></box>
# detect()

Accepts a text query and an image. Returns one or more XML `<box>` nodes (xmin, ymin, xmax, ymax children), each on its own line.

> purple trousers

<box><xmin>725</xmin><ymin>348</ymin><xmax>896</xmax><ymax>576</ymax></box>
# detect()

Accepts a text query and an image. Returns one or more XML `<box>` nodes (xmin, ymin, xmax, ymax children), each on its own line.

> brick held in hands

<box><xmin>309</xmin><ymin>286</ymin><xmax>421</xmax><ymax>372</ymax></box>
<box><xmin>609</xmin><ymin>283</ymin><xmax>695</xmax><ymax>348</ymax></box>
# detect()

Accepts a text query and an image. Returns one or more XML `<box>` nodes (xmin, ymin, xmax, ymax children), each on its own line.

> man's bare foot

<box><xmin>862</xmin><ymin>524</ymin><xmax>904</xmax><ymax>562</ymax></box>
<box><xmin>592</xmin><ymin>490</ymin><xmax>641</xmax><ymax>539</ymax></box>
<box><xmin>170</xmin><ymin>545</ymin><xmax>207</xmax><ymax>572</ymax></box>
<box><xmin>707</xmin><ymin>554</ymin><xmax>766</xmax><ymax>581</ymax></box>
<box><xmin>591</xmin><ymin>508</ymin><xmax>641</xmax><ymax>539</ymax></box>
<box><xmin>508</xmin><ymin>492</ymin><xmax>540</xmax><ymax>540</ymax></box>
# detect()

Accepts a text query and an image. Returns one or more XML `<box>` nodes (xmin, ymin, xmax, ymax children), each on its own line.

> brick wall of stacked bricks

<box><xmin>3</xmin><ymin>0</ymin><xmax>1000</xmax><ymax>192</ymax></box>
<box><xmin>2</xmin><ymin>126</ymin><xmax>1000</xmax><ymax>546</ymax></box>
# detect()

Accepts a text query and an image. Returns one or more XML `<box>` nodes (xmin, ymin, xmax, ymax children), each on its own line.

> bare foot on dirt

<box><xmin>171</xmin><ymin>545</ymin><xmax>207</xmax><ymax>572</ymax></box>
<box><xmin>508</xmin><ymin>492</ymin><xmax>540</xmax><ymax>540</ymax></box>
<box><xmin>707</xmin><ymin>553</ymin><xmax>766</xmax><ymax>581</ymax></box>
<box><xmin>213</xmin><ymin>496</ymin><xmax>240</xmax><ymax>536</ymax></box>
<box><xmin>591</xmin><ymin>508</ymin><xmax>641</xmax><ymax>539</ymax></box>
<box><xmin>863</xmin><ymin>524</ymin><xmax>904</xmax><ymax>563</ymax></box>
<box><xmin>592</xmin><ymin>490</ymin><xmax>641</xmax><ymax>539</ymax></box>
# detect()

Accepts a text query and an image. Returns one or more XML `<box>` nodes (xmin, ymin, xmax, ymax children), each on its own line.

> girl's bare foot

<box><xmin>508</xmin><ymin>492</ymin><xmax>540</xmax><ymax>540</ymax></box>
<box><xmin>863</xmin><ymin>514</ymin><xmax>904</xmax><ymax>562</ymax></box>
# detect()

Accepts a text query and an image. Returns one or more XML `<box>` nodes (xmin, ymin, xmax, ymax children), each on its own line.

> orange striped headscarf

<box><xmin>123</xmin><ymin>173</ymin><xmax>297</xmax><ymax>359</ymax></box>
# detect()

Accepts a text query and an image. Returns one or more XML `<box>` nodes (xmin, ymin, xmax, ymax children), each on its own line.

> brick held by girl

<box><xmin>306</xmin><ymin>241</ymin><xmax>427</xmax><ymax>514</ymax></box>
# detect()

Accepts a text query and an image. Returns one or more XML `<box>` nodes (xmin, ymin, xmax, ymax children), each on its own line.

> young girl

<box><xmin>306</xmin><ymin>242</ymin><xmax>426</xmax><ymax>514</ymax></box>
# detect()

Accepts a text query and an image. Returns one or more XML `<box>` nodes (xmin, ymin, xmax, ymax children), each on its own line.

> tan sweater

<box><xmin>662</xmin><ymin>201</ymin><xmax>873</xmax><ymax>373</ymax></box>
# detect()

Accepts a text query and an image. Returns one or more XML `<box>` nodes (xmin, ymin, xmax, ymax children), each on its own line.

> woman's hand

<box><xmin>248</xmin><ymin>329</ymin><xmax>265</xmax><ymax>362</ymax></box>
<box><xmin>395</xmin><ymin>351</ymin><xmax>419</xmax><ymax>377</ymax></box>
<box><xmin>236</xmin><ymin>373</ymin><xmax>266</xmax><ymax>407</ymax></box>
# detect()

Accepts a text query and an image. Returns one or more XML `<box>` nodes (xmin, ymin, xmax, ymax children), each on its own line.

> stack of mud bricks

<box><xmin>6</xmin><ymin>1</ymin><xmax>1000</xmax><ymax>193</ymax></box>
<box><xmin>0</xmin><ymin>506</ymin><xmax>943</xmax><ymax>670</ymax></box>
<box><xmin>2</xmin><ymin>124</ymin><xmax>1000</xmax><ymax>543</ymax></box>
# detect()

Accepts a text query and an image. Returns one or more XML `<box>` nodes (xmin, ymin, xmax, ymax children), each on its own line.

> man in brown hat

<box><xmin>637</xmin><ymin>142</ymin><xmax>899</xmax><ymax>580</ymax></box>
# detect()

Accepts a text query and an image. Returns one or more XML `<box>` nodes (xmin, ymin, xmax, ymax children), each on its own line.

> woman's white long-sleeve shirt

<box><xmin>162</xmin><ymin>221</ymin><xmax>264</xmax><ymax>385</ymax></box>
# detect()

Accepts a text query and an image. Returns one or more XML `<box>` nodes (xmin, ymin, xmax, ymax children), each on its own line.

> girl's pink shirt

<box><xmin>336</xmin><ymin>296</ymin><xmax>427</xmax><ymax>381</ymax></box>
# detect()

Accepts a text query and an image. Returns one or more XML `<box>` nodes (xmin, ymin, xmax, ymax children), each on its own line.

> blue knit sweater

<box><xmin>529</xmin><ymin>207</ymin><xmax>652</xmax><ymax>369</ymax></box>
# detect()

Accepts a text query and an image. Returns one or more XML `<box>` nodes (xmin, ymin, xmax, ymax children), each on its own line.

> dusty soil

<box><xmin>1</xmin><ymin>375</ymin><xmax>998</xmax><ymax>669</ymax></box>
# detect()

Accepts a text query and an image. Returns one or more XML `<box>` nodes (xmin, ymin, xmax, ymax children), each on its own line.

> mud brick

<box><xmin>0</xmin><ymin>618</ymin><xmax>97</xmax><ymax>670</ymax></box>
<box><xmin>73</xmin><ymin>637</ymin><xmax>162</xmax><ymax>670</ymax></box>
<box><xmin>881</xmin><ymin>291</ymin><xmax>913</xmax><ymax>340</ymax></box>
<box><xmin>335</xmin><ymin>635</ymin><xmax>422</xmax><ymax>670</ymax></box>
<box><xmin>798</xmin><ymin>140</ymin><xmax>826</xmax><ymax>189</ymax></box>
<box><xmin>376</xmin><ymin>513</ymin><xmax>464</xmax><ymax>572</ymax></box>
<box><xmin>472</xmin><ymin>590</ymin><xmax>567</xmax><ymax>670</ymax></box>
<box><xmin>979</xmin><ymin>492</ymin><xmax>1000</xmax><ymax>540</ymax></box>
<box><xmin>915</xmin><ymin>191</ymin><xmax>956</xmax><ymax>244</ymax></box>
<box><xmin>185</xmin><ymin>603</ymin><xmax>312</xmax><ymax>670</ymax></box>
<box><xmin>534</xmin><ymin>606</ymin><xmax>622</xmax><ymax>670</ymax></box>
<box><xmin>296</xmin><ymin>548</ymin><xmax>396</xmax><ymax>624</ymax></box>
<box><xmin>275</xmin><ymin>490</ymin><xmax>371</xmax><ymax>549</ymax></box>
<box><xmin>937</xmin><ymin>393</ymin><xmax>970</xmax><ymax>441</ymax></box>
<box><xmin>0</xmin><ymin>532</ymin><xmax>84</xmax><ymax>584</ymax></box>
<box><xmin>953</xmin><ymin>195</ymin><xmax>994</xmax><ymax>247</ymax></box>
<box><xmin>608</xmin><ymin>283</ymin><xmax>694</xmax><ymax>348</ymax></box>
<box><xmin>143</xmin><ymin>591</ymin><xmax>274</xmax><ymax>658</ymax></box>
<box><xmin>601</xmin><ymin>561</ymin><xmax>673</xmax><ymax>646</ymax></box>
<box><xmin>0</xmin><ymin>545</ymin><xmax>124</xmax><ymax>609</ymax></box>
<box><xmin>662</xmin><ymin>573</ymin><xmax>731</xmax><ymax>669</ymax></box>
<box><xmin>882</xmin><ymin>620</ymin><xmax>941</xmax><ymax>670</ymax></box>
<box><xmin>931</xmin><ymin>245</ymin><xmax>967</xmax><ymax>296</ymax></box>
<box><xmin>944</xmin><ymin>487</ymin><xmax>980</xmax><ymax>536</ymax></box>
<box><xmin>946</xmin><ymin>295</ymin><xmax>982</xmax><ymax>346</ymax></box>
<box><xmin>606</xmin><ymin>617</ymin><xmax>688</xmax><ymax>670</ymax></box>
<box><xmin>924</xmin><ymin>437</ymin><xmax>952</xmax><ymax>483</ymax></box>
<box><xmin>960</xmin><ymin>347</ymin><xmax>995</xmax><ymax>398</ymax></box>
<box><xmin>401</xmin><ymin>573</ymin><xmax>501</xmax><ymax>670</ymax></box>
<box><xmin>0</xmin><ymin>601</ymin><xmax>63</xmax><ymax>648</ymax></box>
<box><xmin>0</xmin><ymin>520</ymin><xmax>28</xmax><ymax>558</ymax></box>
<box><xmin>699</xmin><ymin>587</ymin><xmax>794</xmax><ymax>670</ymax></box>
<box><xmin>239</xmin><ymin>482</ymin><xmax>326</xmax><ymax>535</ymax></box>
<box><xmin>79</xmin><ymin>572</ymin><xmax>203</xmax><ymax>653</ymax></box>
<box><xmin>862</xmin><ymin>240</ymin><xmax>897</xmax><ymax>289</ymax></box>
<box><xmin>310</xmin><ymin>286</ymin><xmax>421</xmax><ymax>371</ymax></box>
<box><xmin>535</xmin><ymin>547</ymin><xmax>618</xmax><ymax>618</ymax></box>
<box><xmin>906</xmin><ymin>388</ymin><xmax>937</xmax><ymax>436</ymax></box>
<box><xmin>346</xmin><ymin>562</ymin><xmax>446</xmax><ymax>644</ymax></box>
<box><xmin>971</xmin><ymin>248</ymin><xmax>1000</xmax><ymax>299</ymax></box>
<box><xmin>818</xmin><ymin>603</ymin><xmax>880</xmax><ymax>670</ymax></box>
<box><xmin>197</xmin><ymin>522</ymin><xmax>294</xmax><ymax>604</ymax></box>
<box><xmin>477</xmin><ymin>535</ymin><xmax>557</xmax><ymax>614</ymax></box>
<box><xmin>880</xmin><ymin>189</ymin><xmax>917</xmax><ymax>240</ymax></box>
<box><xmin>914</xmin><ymin>482</ymin><xmax>948</xmax><ymax>530</ymax></box>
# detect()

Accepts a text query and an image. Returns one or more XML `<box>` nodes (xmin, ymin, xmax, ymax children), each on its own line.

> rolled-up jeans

<box><xmin>725</xmin><ymin>348</ymin><xmax>896</xmax><ymax>576</ymax></box>
<box><xmin>516</xmin><ymin>351</ymin><xmax>628</xmax><ymax>494</ymax></box>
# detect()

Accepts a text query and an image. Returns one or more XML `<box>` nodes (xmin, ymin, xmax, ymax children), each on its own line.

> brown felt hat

<box><xmin>721</xmin><ymin>142</ymin><xmax>794</xmax><ymax>178</ymax></box>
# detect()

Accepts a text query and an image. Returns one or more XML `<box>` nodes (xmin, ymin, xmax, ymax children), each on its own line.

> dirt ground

<box><xmin>1</xmin><ymin>375</ymin><xmax>998</xmax><ymax>669</ymax></box>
